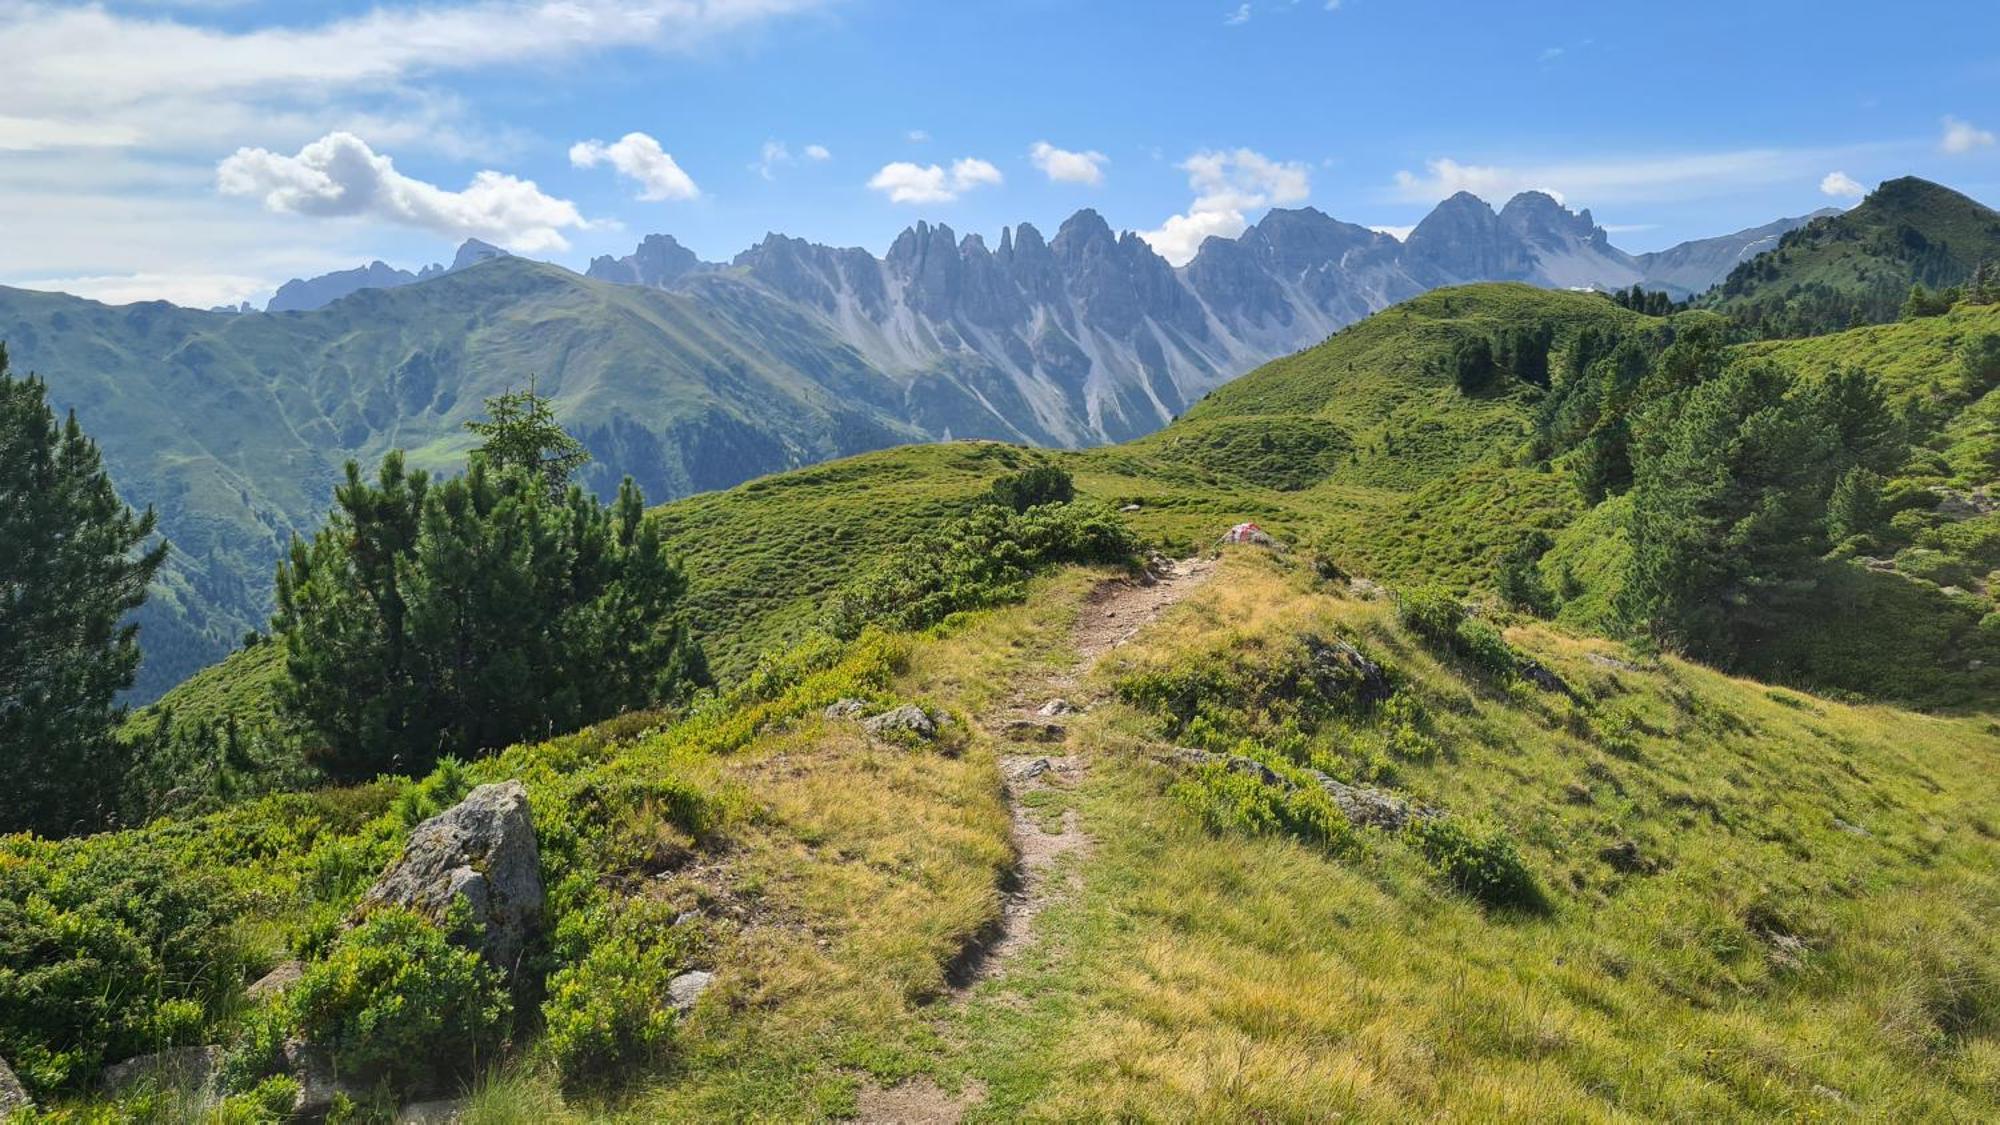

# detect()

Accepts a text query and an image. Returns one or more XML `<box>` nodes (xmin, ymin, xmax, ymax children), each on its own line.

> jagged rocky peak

<box><xmin>450</xmin><ymin>239</ymin><xmax>510</xmax><ymax>271</ymax></box>
<box><xmin>1402</xmin><ymin>191</ymin><xmax>1528</xmax><ymax>282</ymax></box>
<box><xmin>1499</xmin><ymin>191</ymin><xmax>1612</xmax><ymax>250</ymax></box>
<box><xmin>266</xmin><ymin>259</ymin><xmax>420</xmax><ymax>312</ymax></box>
<box><xmin>586</xmin><ymin>233</ymin><xmax>709</xmax><ymax>288</ymax></box>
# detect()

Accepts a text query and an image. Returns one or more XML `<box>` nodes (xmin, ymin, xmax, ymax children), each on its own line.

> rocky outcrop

<box><xmin>1156</xmin><ymin>746</ymin><xmax>1430</xmax><ymax>830</ymax></box>
<box><xmin>1</xmin><ymin>1056</ymin><xmax>32</xmax><ymax>1117</ymax></box>
<box><xmin>101</xmin><ymin>1046</ymin><xmax>223</xmax><ymax>1099</ymax></box>
<box><xmin>862</xmin><ymin>705</ymin><xmax>940</xmax><ymax>742</ymax></box>
<box><xmin>246</xmin><ymin>959</ymin><xmax>305</xmax><ymax>1002</ymax></box>
<box><xmin>359</xmin><ymin>781</ymin><xmax>545</xmax><ymax>978</ymax></box>
<box><xmin>1301</xmin><ymin>634</ymin><xmax>1394</xmax><ymax>708</ymax></box>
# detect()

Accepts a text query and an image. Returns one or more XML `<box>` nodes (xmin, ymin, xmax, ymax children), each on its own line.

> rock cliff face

<box><xmin>268</xmin><ymin>194</ymin><xmax>1818</xmax><ymax>443</ymax></box>
<box><xmin>607</xmin><ymin>193</ymin><xmax>1771</xmax><ymax>446</ymax></box>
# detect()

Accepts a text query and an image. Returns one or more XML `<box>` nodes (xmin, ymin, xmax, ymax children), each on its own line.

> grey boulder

<box><xmin>862</xmin><ymin>705</ymin><xmax>938</xmax><ymax>741</ymax></box>
<box><xmin>359</xmin><ymin>780</ymin><xmax>545</xmax><ymax>978</ymax></box>
<box><xmin>0</xmin><ymin>1056</ymin><xmax>32</xmax><ymax>1118</ymax></box>
<box><xmin>101</xmin><ymin>1046</ymin><xmax>223</xmax><ymax>1099</ymax></box>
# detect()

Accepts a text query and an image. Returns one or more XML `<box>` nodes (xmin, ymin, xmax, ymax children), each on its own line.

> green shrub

<box><xmin>284</xmin><ymin>907</ymin><xmax>511</xmax><ymax>1092</ymax></box>
<box><xmin>1395</xmin><ymin>584</ymin><xmax>1467</xmax><ymax>646</ymax></box>
<box><xmin>0</xmin><ymin>839</ymin><xmax>247</xmax><ymax>1094</ymax></box>
<box><xmin>1396</xmin><ymin>584</ymin><xmax>1522</xmax><ymax>680</ymax></box>
<box><xmin>988</xmin><ymin>465</ymin><xmax>1075</xmax><ymax>513</ymax></box>
<box><xmin>1170</xmin><ymin>758</ymin><xmax>1359</xmax><ymax>857</ymax></box>
<box><xmin>1404</xmin><ymin>816</ymin><xmax>1544</xmax><ymax>911</ymax></box>
<box><xmin>541</xmin><ymin>930</ymin><xmax>686</xmax><ymax>1088</ymax></box>
<box><xmin>538</xmin><ymin>897</ymin><xmax>699</xmax><ymax>1089</ymax></box>
<box><xmin>823</xmin><ymin>501</ymin><xmax>1137</xmax><ymax>638</ymax></box>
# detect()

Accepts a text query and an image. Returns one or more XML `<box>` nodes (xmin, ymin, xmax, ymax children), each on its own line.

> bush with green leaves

<box><xmin>988</xmin><ymin>464</ymin><xmax>1075</xmax><ymax>513</ymax></box>
<box><xmin>1395</xmin><ymin>584</ymin><xmax>1520</xmax><ymax>679</ymax></box>
<box><xmin>1170</xmin><ymin>756</ymin><xmax>1360</xmax><ymax>857</ymax></box>
<box><xmin>822</xmin><ymin>500</ymin><xmax>1137</xmax><ymax>638</ymax></box>
<box><xmin>541</xmin><ymin>901</ymin><xmax>699</xmax><ymax>1088</ymax></box>
<box><xmin>282</xmin><ymin>907</ymin><xmax>511</xmax><ymax>1092</ymax></box>
<box><xmin>1404</xmin><ymin>816</ymin><xmax>1544</xmax><ymax>911</ymax></box>
<box><xmin>0</xmin><ymin>838</ymin><xmax>247</xmax><ymax>1095</ymax></box>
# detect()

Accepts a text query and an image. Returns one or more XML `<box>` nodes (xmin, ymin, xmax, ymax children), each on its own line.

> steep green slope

<box><xmin>1</xmin><ymin>259</ymin><xmax>919</xmax><ymax>698</ymax></box>
<box><xmin>1705</xmin><ymin>176</ymin><xmax>2000</xmax><ymax>336</ymax></box>
<box><xmin>23</xmin><ymin>550</ymin><xmax>2000</xmax><ymax>1120</ymax></box>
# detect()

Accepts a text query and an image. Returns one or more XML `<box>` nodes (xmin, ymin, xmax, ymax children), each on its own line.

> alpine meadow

<box><xmin>2</xmin><ymin>1</ymin><xmax>1998</xmax><ymax>1121</ymax></box>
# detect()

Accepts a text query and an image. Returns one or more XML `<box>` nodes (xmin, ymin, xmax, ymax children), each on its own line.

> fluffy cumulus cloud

<box><xmin>1138</xmin><ymin>148</ymin><xmax>1311</xmax><ymax>265</ymax></box>
<box><xmin>1941</xmin><ymin>116</ymin><xmax>1996</xmax><ymax>155</ymax></box>
<box><xmin>804</xmin><ymin>143</ymin><xmax>832</xmax><ymax>161</ymax></box>
<box><xmin>866</xmin><ymin>158</ymin><xmax>1002</xmax><ymax>204</ymax></box>
<box><xmin>1029</xmin><ymin>141</ymin><xmax>1108</xmax><ymax>186</ymax></box>
<box><xmin>1820</xmin><ymin>170</ymin><xmax>1866</xmax><ymax>199</ymax></box>
<box><xmin>1224</xmin><ymin>4</ymin><xmax>1251</xmax><ymax>25</ymax></box>
<box><xmin>570</xmin><ymin>132</ymin><xmax>699</xmax><ymax>201</ymax></box>
<box><xmin>218</xmin><ymin>131</ymin><xmax>589</xmax><ymax>251</ymax></box>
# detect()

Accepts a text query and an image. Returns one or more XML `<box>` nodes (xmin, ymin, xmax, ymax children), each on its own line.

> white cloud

<box><xmin>1225</xmin><ymin>4</ymin><xmax>1252</xmax><ymax>25</ymax></box>
<box><xmin>906</xmin><ymin>129</ymin><xmax>931</xmax><ymax>143</ymax></box>
<box><xmin>750</xmin><ymin>140</ymin><xmax>830</xmax><ymax>179</ymax></box>
<box><xmin>569</xmin><ymin>132</ymin><xmax>699</xmax><ymax>201</ymax></box>
<box><xmin>1324</xmin><ymin>0</ymin><xmax>1341</xmax><ymax>9</ymax></box>
<box><xmin>1138</xmin><ymin>148</ymin><xmax>1311</xmax><ymax>265</ymax></box>
<box><xmin>1820</xmin><ymin>170</ymin><xmax>1866</xmax><ymax>199</ymax></box>
<box><xmin>219</xmin><ymin>131</ymin><xmax>589</xmax><ymax>251</ymax></box>
<box><xmin>1369</xmin><ymin>224</ymin><xmax>1414</xmax><ymax>241</ymax></box>
<box><xmin>1941</xmin><ymin>116</ymin><xmax>1996</xmax><ymax>155</ymax></box>
<box><xmin>11</xmin><ymin>271</ymin><xmax>273</xmax><ymax>310</ymax></box>
<box><xmin>751</xmin><ymin>140</ymin><xmax>790</xmax><ymax>179</ymax></box>
<box><xmin>1</xmin><ymin>1</ymin><xmax>829</xmax><ymax>129</ymax></box>
<box><xmin>1389</xmin><ymin>147</ymin><xmax>1878</xmax><ymax>206</ymax></box>
<box><xmin>866</xmin><ymin>157</ymin><xmax>1002</xmax><ymax>204</ymax></box>
<box><xmin>1029</xmin><ymin>141</ymin><xmax>1108</xmax><ymax>186</ymax></box>
<box><xmin>0</xmin><ymin>114</ymin><xmax>141</xmax><ymax>152</ymax></box>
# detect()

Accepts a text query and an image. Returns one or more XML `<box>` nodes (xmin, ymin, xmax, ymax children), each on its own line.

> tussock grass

<box><xmin>947</xmin><ymin>553</ymin><xmax>2000</xmax><ymax>1120</ymax></box>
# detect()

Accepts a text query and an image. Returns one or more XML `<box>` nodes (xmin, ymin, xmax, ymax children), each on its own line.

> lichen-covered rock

<box><xmin>1302</xmin><ymin>634</ymin><xmax>1393</xmax><ymax>707</ymax></box>
<box><xmin>862</xmin><ymin>705</ymin><xmax>938</xmax><ymax>741</ymax></box>
<box><xmin>283</xmin><ymin>1038</ymin><xmax>367</xmax><ymax>1119</ymax></box>
<box><xmin>1036</xmin><ymin>698</ymin><xmax>1078</xmax><ymax>717</ymax></box>
<box><xmin>823</xmin><ymin>698</ymin><xmax>867</xmax><ymax>720</ymax></box>
<box><xmin>0</xmin><ymin>1056</ymin><xmax>33</xmax><ymax>1118</ymax></box>
<box><xmin>1306</xmin><ymin>770</ymin><xmax>1425</xmax><ymax>830</ymax></box>
<box><xmin>246</xmin><ymin>959</ymin><xmax>305</xmax><ymax>1002</ymax></box>
<box><xmin>101</xmin><ymin>1045</ymin><xmax>223</xmax><ymax>1099</ymax></box>
<box><xmin>1001</xmin><ymin>718</ymin><xmax>1067</xmax><ymax>743</ymax></box>
<box><xmin>1159</xmin><ymin>746</ymin><xmax>1289</xmax><ymax>788</ymax></box>
<box><xmin>668</xmin><ymin>970</ymin><xmax>715</xmax><ymax>1012</ymax></box>
<box><xmin>359</xmin><ymin>780</ymin><xmax>544</xmax><ymax>979</ymax></box>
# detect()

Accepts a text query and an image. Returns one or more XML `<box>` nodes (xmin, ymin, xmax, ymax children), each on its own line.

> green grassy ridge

<box><xmin>133</xmin><ymin>282</ymin><xmax>2000</xmax><ymax>742</ymax></box>
<box><xmin>3</xmin><ymin>258</ymin><xmax>923</xmax><ymax>699</ymax></box>
<box><xmin>948</xmin><ymin>554</ymin><xmax>2000</xmax><ymax>1120</ymax></box>
<box><xmin>1704</xmin><ymin>176</ymin><xmax>2000</xmax><ymax>337</ymax></box>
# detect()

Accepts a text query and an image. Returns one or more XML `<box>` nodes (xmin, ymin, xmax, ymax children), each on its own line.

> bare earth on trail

<box><xmin>1069</xmin><ymin>555</ymin><xmax>1217</xmax><ymax>669</ymax></box>
<box><xmin>856</xmin><ymin>556</ymin><xmax>1219</xmax><ymax>1122</ymax></box>
<box><xmin>957</xmin><ymin>555</ymin><xmax>1217</xmax><ymax>991</ymax></box>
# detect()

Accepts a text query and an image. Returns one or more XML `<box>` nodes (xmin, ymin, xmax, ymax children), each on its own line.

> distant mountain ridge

<box><xmin>0</xmin><ymin>184</ymin><xmax>1910</xmax><ymax>698</ymax></box>
<box><xmin>265</xmin><ymin>239</ymin><xmax>509</xmax><ymax>311</ymax></box>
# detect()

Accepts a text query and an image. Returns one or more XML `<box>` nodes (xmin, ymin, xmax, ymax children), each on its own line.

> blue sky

<box><xmin>3</xmin><ymin>0</ymin><xmax>1997</xmax><ymax>306</ymax></box>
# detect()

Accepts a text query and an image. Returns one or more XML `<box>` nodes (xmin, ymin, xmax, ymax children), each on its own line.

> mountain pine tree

<box><xmin>463</xmin><ymin>376</ymin><xmax>590</xmax><ymax>498</ymax></box>
<box><xmin>276</xmin><ymin>391</ymin><xmax>703</xmax><ymax>780</ymax></box>
<box><xmin>1</xmin><ymin>348</ymin><xmax>168</xmax><ymax>835</ymax></box>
